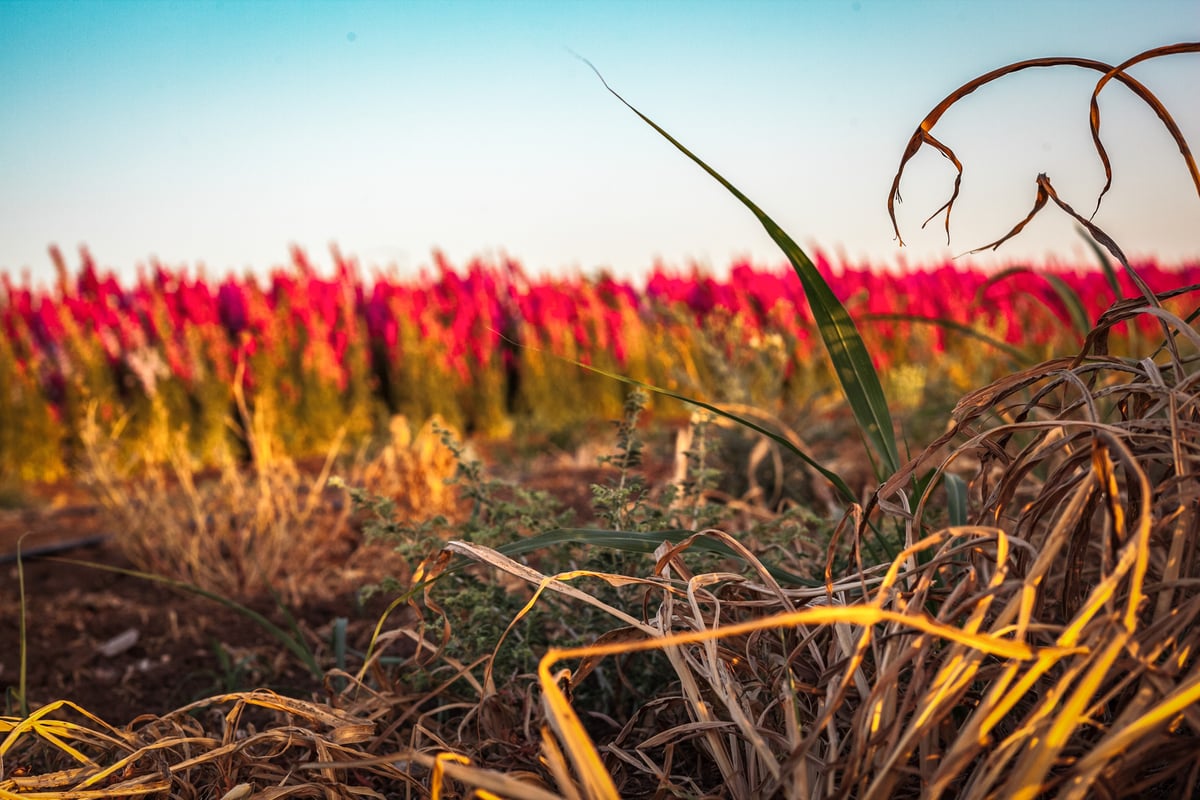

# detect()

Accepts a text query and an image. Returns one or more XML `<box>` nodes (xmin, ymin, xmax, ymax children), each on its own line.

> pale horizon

<box><xmin>2</xmin><ymin>0</ymin><xmax>1197</xmax><ymax>285</ymax></box>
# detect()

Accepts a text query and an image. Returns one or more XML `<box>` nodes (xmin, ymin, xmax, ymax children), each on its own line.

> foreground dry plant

<box><xmin>406</xmin><ymin>295</ymin><xmax>1199</xmax><ymax>799</ymax></box>
<box><xmin>79</xmin><ymin>387</ymin><xmax>460</xmax><ymax>604</ymax></box>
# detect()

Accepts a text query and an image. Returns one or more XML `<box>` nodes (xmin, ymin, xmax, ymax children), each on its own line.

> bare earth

<box><xmin>0</xmin><ymin>458</ymin><xmax>612</xmax><ymax>725</ymax></box>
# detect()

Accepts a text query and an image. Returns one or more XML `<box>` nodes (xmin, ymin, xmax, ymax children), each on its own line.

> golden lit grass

<box><xmin>0</xmin><ymin>692</ymin><xmax>389</xmax><ymax>799</ymax></box>
<box><xmin>407</xmin><ymin>300</ymin><xmax>1200</xmax><ymax>798</ymax></box>
<box><xmin>78</xmin><ymin>370</ymin><xmax>461</xmax><ymax>604</ymax></box>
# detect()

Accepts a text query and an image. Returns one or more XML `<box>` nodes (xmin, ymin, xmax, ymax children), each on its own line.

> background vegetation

<box><xmin>2</xmin><ymin>246</ymin><xmax>1189</xmax><ymax>483</ymax></box>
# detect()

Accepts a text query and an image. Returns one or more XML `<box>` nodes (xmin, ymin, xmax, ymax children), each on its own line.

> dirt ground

<box><xmin>0</xmin><ymin>493</ymin><xmax>375</xmax><ymax>725</ymax></box>
<box><xmin>0</xmin><ymin>455</ymin><xmax>616</xmax><ymax>727</ymax></box>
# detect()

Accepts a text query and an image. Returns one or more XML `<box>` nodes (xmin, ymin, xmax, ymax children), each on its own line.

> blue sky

<box><xmin>1</xmin><ymin>0</ymin><xmax>1197</xmax><ymax>284</ymax></box>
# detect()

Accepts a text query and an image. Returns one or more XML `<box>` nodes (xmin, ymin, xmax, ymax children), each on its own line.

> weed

<box><xmin>590</xmin><ymin>389</ymin><xmax>654</xmax><ymax>532</ymax></box>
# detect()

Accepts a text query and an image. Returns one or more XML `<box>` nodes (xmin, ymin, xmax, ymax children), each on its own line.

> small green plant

<box><xmin>347</xmin><ymin>421</ymin><xmax>578</xmax><ymax>597</ymax></box>
<box><xmin>590</xmin><ymin>390</ymin><xmax>729</xmax><ymax>533</ymax></box>
<box><xmin>659</xmin><ymin>409</ymin><xmax>727</xmax><ymax>532</ymax></box>
<box><xmin>208</xmin><ymin>640</ymin><xmax>266</xmax><ymax>695</ymax></box>
<box><xmin>590</xmin><ymin>389</ymin><xmax>653</xmax><ymax>532</ymax></box>
<box><xmin>344</xmin><ymin>391</ymin><xmax>767</xmax><ymax>703</ymax></box>
<box><xmin>343</xmin><ymin>420</ymin><xmax>586</xmax><ymax>686</ymax></box>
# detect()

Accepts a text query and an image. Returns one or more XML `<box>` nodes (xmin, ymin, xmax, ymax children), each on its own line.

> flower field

<box><xmin>1</xmin><ymin>245</ymin><xmax>1194</xmax><ymax>482</ymax></box>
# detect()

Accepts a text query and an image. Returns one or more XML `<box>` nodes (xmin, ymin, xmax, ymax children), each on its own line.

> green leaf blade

<box><xmin>583</xmin><ymin>61</ymin><xmax>900</xmax><ymax>479</ymax></box>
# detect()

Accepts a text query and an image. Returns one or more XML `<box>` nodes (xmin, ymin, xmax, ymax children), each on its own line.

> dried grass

<box><xmin>0</xmin><ymin>691</ymin><xmax>401</xmax><ymax>799</ymax></box>
<box><xmin>409</xmin><ymin>295</ymin><xmax>1198</xmax><ymax>799</ymax></box>
<box><xmin>79</xmin><ymin>379</ymin><xmax>461</xmax><ymax>604</ymax></box>
<box><xmin>888</xmin><ymin>41</ymin><xmax>1200</xmax><ymax>254</ymax></box>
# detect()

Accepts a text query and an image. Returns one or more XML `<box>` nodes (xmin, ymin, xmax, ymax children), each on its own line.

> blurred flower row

<box><xmin>1</xmin><ymin>245</ymin><xmax>1192</xmax><ymax>481</ymax></box>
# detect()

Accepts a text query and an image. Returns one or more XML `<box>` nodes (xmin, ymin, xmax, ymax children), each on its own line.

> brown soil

<box><xmin>0</xmin><ymin>452</ymin><xmax>627</xmax><ymax>727</ymax></box>
<box><xmin>0</xmin><ymin>509</ymin><xmax>387</xmax><ymax>725</ymax></box>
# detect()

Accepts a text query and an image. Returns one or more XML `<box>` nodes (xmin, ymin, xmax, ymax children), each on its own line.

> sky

<box><xmin>1</xmin><ymin>0</ymin><xmax>1197</xmax><ymax>285</ymax></box>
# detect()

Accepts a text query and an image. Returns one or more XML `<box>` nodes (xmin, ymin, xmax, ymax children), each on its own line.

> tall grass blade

<box><xmin>499</xmin><ymin>527</ymin><xmax>821</xmax><ymax>587</ymax></box>
<box><xmin>582</xmin><ymin>60</ymin><xmax>900</xmax><ymax>480</ymax></box>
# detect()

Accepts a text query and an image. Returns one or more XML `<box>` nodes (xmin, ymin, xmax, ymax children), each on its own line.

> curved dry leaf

<box><xmin>889</xmin><ymin>45</ymin><xmax>1199</xmax><ymax>250</ymax></box>
<box><xmin>1088</xmin><ymin>42</ymin><xmax>1200</xmax><ymax>218</ymax></box>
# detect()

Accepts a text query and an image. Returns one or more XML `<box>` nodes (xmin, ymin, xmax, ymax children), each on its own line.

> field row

<box><xmin>1</xmin><ymin>245</ymin><xmax>1192</xmax><ymax>480</ymax></box>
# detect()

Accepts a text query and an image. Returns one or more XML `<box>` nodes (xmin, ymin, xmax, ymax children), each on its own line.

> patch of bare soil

<box><xmin>0</xmin><ymin>452</ymin><xmax>620</xmax><ymax>727</ymax></box>
<box><xmin>1</xmin><ymin>537</ymin><xmax>398</xmax><ymax>725</ymax></box>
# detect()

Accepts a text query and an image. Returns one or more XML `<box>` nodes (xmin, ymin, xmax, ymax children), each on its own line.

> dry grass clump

<box><xmin>839</xmin><ymin>298</ymin><xmax>1200</xmax><ymax>798</ymax></box>
<box><xmin>392</xmin><ymin>295</ymin><xmax>1197</xmax><ymax>799</ymax></box>
<box><xmin>80</xmin><ymin>386</ymin><xmax>461</xmax><ymax>604</ymax></box>
<box><xmin>0</xmin><ymin>691</ymin><xmax>403</xmax><ymax>798</ymax></box>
